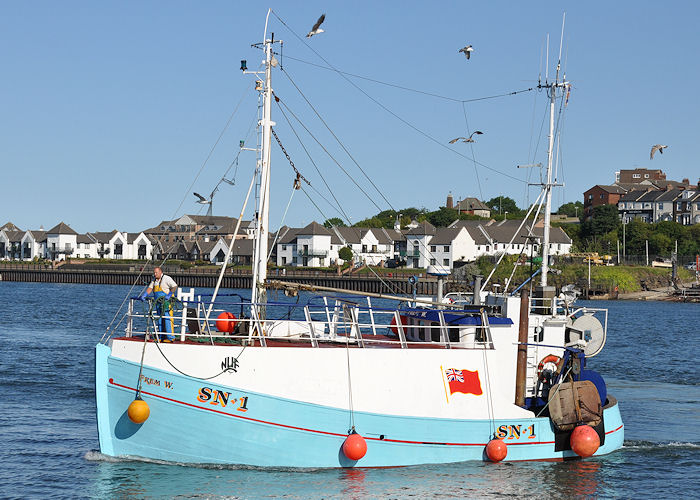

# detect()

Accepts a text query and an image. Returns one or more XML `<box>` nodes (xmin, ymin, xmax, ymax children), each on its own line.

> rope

<box><xmin>343</xmin><ymin>304</ymin><xmax>356</xmax><ymax>432</ymax></box>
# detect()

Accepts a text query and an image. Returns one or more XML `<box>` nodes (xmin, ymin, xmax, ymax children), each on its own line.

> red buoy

<box><xmin>485</xmin><ymin>438</ymin><xmax>507</xmax><ymax>462</ymax></box>
<box><xmin>389</xmin><ymin>315</ymin><xmax>406</xmax><ymax>334</ymax></box>
<box><xmin>342</xmin><ymin>433</ymin><xmax>367</xmax><ymax>461</ymax></box>
<box><xmin>570</xmin><ymin>424</ymin><xmax>600</xmax><ymax>458</ymax></box>
<box><xmin>216</xmin><ymin>312</ymin><xmax>237</xmax><ymax>333</ymax></box>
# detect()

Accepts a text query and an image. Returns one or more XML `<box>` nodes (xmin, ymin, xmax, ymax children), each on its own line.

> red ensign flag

<box><xmin>445</xmin><ymin>368</ymin><xmax>483</xmax><ymax>396</ymax></box>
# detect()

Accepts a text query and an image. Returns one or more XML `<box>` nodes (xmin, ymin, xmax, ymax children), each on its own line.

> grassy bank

<box><xmin>476</xmin><ymin>256</ymin><xmax>694</xmax><ymax>293</ymax></box>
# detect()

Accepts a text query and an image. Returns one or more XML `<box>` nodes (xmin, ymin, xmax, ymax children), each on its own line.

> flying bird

<box><xmin>193</xmin><ymin>192</ymin><xmax>211</xmax><ymax>204</ymax></box>
<box><xmin>459</xmin><ymin>45</ymin><xmax>474</xmax><ymax>59</ymax></box>
<box><xmin>650</xmin><ymin>144</ymin><xmax>669</xmax><ymax>160</ymax></box>
<box><xmin>306</xmin><ymin>14</ymin><xmax>326</xmax><ymax>38</ymax></box>
<box><xmin>449</xmin><ymin>130</ymin><xmax>484</xmax><ymax>144</ymax></box>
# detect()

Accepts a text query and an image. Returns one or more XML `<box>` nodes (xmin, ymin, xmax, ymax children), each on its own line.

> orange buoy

<box><xmin>127</xmin><ymin>398</ymin><xmax>150</xmax><ymax>424</ymax></box>
<box><xmin>485</xmin><ymin>438</ymin><xmax>507</xmax><ymax>462</ymax></box>
<box><xmin>570</xmin><ymin>424</ymin><xmax>600</xmax><ymax>458</ymax></box>
<box><xmin>216</xmin><ymin>312</ymin><xmax>237</xmax><ymax>333</ymax></box>
<box><xmin>342</xmin><ymin>433</ymin><xmax>367</xmax><ymax>461</ymax></box>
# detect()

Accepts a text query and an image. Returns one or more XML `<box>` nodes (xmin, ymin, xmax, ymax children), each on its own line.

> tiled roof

<box><xmin>406</xmin><ymin>221</ymin><xmax>436</xmax><ymax>235</ymax></box>
<box><xmin>47</xmin><ymin>222</ymin><xmax>77</xmax><ymax>235</ymax></box>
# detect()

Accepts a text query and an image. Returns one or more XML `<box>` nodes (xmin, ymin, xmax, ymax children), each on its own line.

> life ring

<box><xmin>537</xmin><ymin>354</ymin><xmax>562</xmax><ymax>381</ymax></box>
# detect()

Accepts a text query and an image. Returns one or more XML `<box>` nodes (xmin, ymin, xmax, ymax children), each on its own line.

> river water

<box><xmin>0</xmin><ymin>282</ymin><xmax>698</xmax><ymax>499</ymax></box>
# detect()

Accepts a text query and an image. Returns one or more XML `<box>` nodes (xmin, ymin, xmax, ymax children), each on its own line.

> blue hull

<box><xmin>96</xmin><ymin>344</ymin><xmax>624</xmax><ymax>467</ymax></box>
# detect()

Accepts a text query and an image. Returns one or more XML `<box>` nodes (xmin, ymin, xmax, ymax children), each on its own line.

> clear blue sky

<box><xmin>1</xmin><ymin>1</ymin><xmax>698</xmax><ymax>233</ymax></box>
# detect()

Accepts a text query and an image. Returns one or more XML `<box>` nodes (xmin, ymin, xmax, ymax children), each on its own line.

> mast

<box><xmin>538</xmin><ymin>21</ymin><xmax>567</xmax><ymax>288</ymax></box>
<box><xmin>248</xmin><ymin>10</ymin><xmax>276</xmax><ymax>314</ymax></box>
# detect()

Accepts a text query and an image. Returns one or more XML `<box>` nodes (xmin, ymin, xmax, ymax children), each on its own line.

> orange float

<box><xmin>127</xmin><ymin>398</ymin><xmax>150</xmax><ymax>424</ymax></box>
<box><xmin>570</xmin><ymin>424</ymin><xmax>600</xmax><ymax>458</ymax></box>
<box><xmin>342</xmin><ymin>433</ymin><xmax>367</xmax><ymax>461</ymax></box>
<box><xmin>216</xmin><ymin>312</ymin><xmax>237</xmax><ymax>333</ymax></box>
<box><xmin>485</xmin><ymin>438</ymin><xmax>507</xmax><ymax>462</ymax></box>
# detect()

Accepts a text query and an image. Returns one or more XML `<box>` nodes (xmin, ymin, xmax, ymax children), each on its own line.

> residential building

<box><xmin>455</xmin><ymin>197</ymin><xmax>491</xmax><ymax>218</ymax></box>
<box><xmin>46</xmin><ymin>222</ymin><xmax>78</xmax><ymax>261</ymax></box>
<box><xmin>616</xmin><ymin>168</ymin><xmax>666</xmax><ymax>184</ymax></box>
<box><xmin>583</xmin><ymin>185</ymin><xmax>628</xmax><ymax>219</ymax></box>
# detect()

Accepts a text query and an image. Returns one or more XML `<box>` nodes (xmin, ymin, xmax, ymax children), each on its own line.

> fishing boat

<box><xmin>95</xmin><ymin>11</ymin><xmax>623</xmax><ymax>467</ymax></box>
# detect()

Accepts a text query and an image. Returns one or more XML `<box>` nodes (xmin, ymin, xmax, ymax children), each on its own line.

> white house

<box><xmin>20</xmin><ymin>230</ymin><xmax>46</xmax><ymax>260</ymax></box>
<box><xmin>276</xmin><ymin>222</ymin><xmax>342</xmax><ymax>267</ymax></box>
<box><xmin>46</xmin><ymin>222</ymin><xmax>78</xmax><ymax>261</ymax></box>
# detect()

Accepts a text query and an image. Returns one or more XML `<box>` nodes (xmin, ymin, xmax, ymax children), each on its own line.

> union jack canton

<box><xmin>445</xmin><ymin>368</ymin><xmax>464</xmax><ymax>382</ymax></box>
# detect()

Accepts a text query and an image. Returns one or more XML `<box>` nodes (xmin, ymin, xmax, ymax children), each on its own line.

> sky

<box><xmin>1</xmin><ymin>1</ymin><xmax>698</xmax><ymax>234</ymax></box>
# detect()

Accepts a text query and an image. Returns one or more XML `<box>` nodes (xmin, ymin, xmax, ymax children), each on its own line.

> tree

<box><xmin>590</xmin><ymin>204</ymin><xmax>620</xmax><ymax>236</ymax></box>
<box><xmin>557</xmin><ymin>201</ymin><xmax>584</xmax><ymax>218</ymax></box>
<box><xmin>485</xmin><ymin>196</ymin><xmax>519</xmax><ymax>215</ymax></box>
<box><xmin>338</xmin><ymin>246</ymin><xmax>353</xmax><ymax>262</ymax></box>
<box><xmin>323</xmin><ymin>217</ymin><xmax>346</xmax><ymax>228</ymax></box>
<box><xmin>426</xmin><ymin>207</ymin><xmax>459</xmax><ymax>227</ymax></box>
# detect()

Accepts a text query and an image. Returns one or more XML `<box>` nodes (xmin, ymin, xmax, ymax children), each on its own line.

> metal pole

<box><xmin>514</xmin><ymin>288</ymin><xmax>529</xmax><ymax>407</ymax></box>
<box><xmin>646</xmin><ymin>240</ymin><xmax>649</xmax><ymax>266</ymax></box>
<box><xmin>622</xmin><ymin>213</ymin><xmax>626</xmax><ymax>265</ymax></box>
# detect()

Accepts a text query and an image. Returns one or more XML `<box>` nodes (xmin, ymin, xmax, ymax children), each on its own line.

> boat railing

<box><xmin>122</xmin><ymin>294</ymin><xmax>496</xmax><ymax>350</ymax></box>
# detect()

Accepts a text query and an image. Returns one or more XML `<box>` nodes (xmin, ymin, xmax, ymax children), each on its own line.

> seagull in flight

<box><xmin>459</xmin><ymin>45</ymin><xmax>474</xmax><ymax>60</ymax></box>
<box><xmin>449</xmin><ymin>131</ymin><xmax>484</xmax><ymax>144</ymax></box>
<box><xmin>306</xmin><ymin>14</ymin><xmax>326</xmax><ymax>38</ymax></box>
<box><xmin>650</xmin><ymin>144</ymin><xmax>669</xmax><ymax>160</ymax></box>
<box><xmin>193</xmin><ymin>192</ymin><xmax>211</xmax><ymax>205</ymax></box>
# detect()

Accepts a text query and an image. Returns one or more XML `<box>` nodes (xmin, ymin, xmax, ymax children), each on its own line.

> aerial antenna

<box><xmin>558</xmin><ymin>13</ymin><xmax>566</xmax><ymax>69</ymax></box>
<box><xmin>545</xmin><ymin>34</ymin><xmax>549</xmax><ymax>83</ymax></box>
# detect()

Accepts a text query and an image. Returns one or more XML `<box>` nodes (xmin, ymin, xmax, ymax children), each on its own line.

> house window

<box><xmin>292</xmin><ymin>256</ymin><xmax>297</xmax><ymax>264</ymax></box>
<box><xmin>430</xmin><ymin>258</ymin><xmax>436</xmax><ymax>265</ymax></box>
<box><xmin>633</xmin><ymin>173</ymin><xmax>641</xmax><ymax>179</ymax></box>
<box><xmin>443</xmin><ymin>246</ymin><xmax>449</xmax><ymax>252</ymax></box>
<box><xmin>282</xmin><ymin>245</ymin><xmax>286</xmax><ymax>251</ymax></box>
<box><xmin>430</xmin><ymin>245</ymin><xmax>436</xmax><ymax>252</ymax></box>
<box><xmin>362</xmin><ymin>244</ymin><xmax>367</xmax><ymax>253</ymax></box>
<box><xmin>644</xmin><ymin>174</ymin><xmax>649</xmax><ymax>178</ymax></box>
<box><xmin>486</xmin><ymin>245</ymin><xmax>490</xmax><ymax>252</ymax></box>
<box><xmin>658</xmin><ymin>203</ymin><xmax>664</xmax><ymax>209</ymax></box>
<box><xmin>282</xmin><ymin>257</ymin><xmax>287</xmax><ymax>264</ymax></box>
<box><xmin>600</xmin><ymin>194</ymin><xmax>604</xmax><ymax>199</ymax></box>
<box><xmin>371</xmin><ymin>245</ymin><xmax>377</xmax><ymax>253</ymax></box>
<box><xmin>443</xmin><ymin>258</ymin><xmax>450</xmax><ymax>266</ymax></box>
<box><xmin>320</xmin><ymin>258</ymin><xmax>325</xmax><ymax>266</ymax></box>
<box><xmin>677</xmin><ymin>202</ymin><xmax>682</xmax><ymax>210</ymax></box>
<box><xmin>588</xmin><ymin>194</ymin><xmax>593</xmax><ymax>201</ymax></box>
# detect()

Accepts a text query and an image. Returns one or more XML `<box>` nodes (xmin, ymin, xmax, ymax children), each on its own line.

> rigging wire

<box><xmin>281</xmin><ymin>54</ymin><xmax>534</xmax><ymax>105</ymax></box>
<box><xmin>461</xmin><ymin>101</ymin><xmax>483</xmax><ymax>201</ymax></box>
<box><xmin>273</xmin><ymin>90</ymin><xmax>384</xmax><ymax>212</ymax></box>
<box><xmin>273</xmin><ymin>96</ymin><xmax>354</xmax><ymax>224</ymax></box>
<box><xmin>280</xmin><ymin>67</ymin><xmax>395</xmax><ymax>208</ymax></box>
<box><xmin>271</xmin><ymin>10</ymin><xmax>529</xmax><ymax>185</ymax></box>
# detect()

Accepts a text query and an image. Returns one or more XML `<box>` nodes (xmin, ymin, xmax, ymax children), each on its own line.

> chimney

<box><xmin>682</xmin><ymin>178</ymin><xmax>689</xmax><ymax>186</ymax></box>
<box><xmin>446</xmin><ymin>192</ymin><xmax>454</xmax><ymax>209</ymax></box>
<box><xmin>666</xmin><ymin>184</ymin><xmax>673</xmax><ymax>191</ymax></box>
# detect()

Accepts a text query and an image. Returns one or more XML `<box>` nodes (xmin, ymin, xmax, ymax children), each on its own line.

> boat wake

<box><xmin>623</xmin><ymin>440</ymin><xmax>700</xmax><ymax>451</ymax></box>
<box><xmin>83</xmin><ymin>450</ymin><xmax>326</xmax><ymax>472</ymax></box>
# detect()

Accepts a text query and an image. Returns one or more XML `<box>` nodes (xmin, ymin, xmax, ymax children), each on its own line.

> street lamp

<box><xmin>622</xmin><ymin>212</ymin><xmax>627</xmax><ymax>265</ymax></box>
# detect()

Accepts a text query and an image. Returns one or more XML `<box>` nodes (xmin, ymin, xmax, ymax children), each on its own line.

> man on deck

<box><xmin>140</xmin><ymin>267</ymin><xmax>178</xmax><ymax>341</ymax></box>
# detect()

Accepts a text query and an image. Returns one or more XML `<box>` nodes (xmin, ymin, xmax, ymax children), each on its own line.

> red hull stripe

<box><xmin>109</xmin><ymin>378</ymin><xmax>622</xmax><ymax>447</ymax></box>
